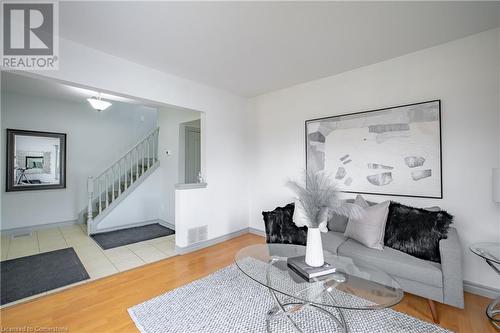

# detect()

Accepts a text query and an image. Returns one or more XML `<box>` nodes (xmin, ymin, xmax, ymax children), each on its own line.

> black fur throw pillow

<box><xmin>262</xmin><ymin>203</ymin><xmax>307</xmax><ymax>245</ymax></box>
<box><xmin>384</xmin><ymin>202</ymin><xmax>453</xmax><ymax>263</ymax></box>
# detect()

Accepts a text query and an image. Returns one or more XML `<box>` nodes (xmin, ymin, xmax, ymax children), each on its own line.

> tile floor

<box><xmin>0</xmin><ymin>223</ymin><xmax>176</xmax><ymax>306</ymax></box>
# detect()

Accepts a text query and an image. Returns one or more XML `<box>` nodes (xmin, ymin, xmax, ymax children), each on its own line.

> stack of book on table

<box><xmin>287</xmin><ymin>256</ymin><xmax>337</xmax><ymax>282</ymax></box>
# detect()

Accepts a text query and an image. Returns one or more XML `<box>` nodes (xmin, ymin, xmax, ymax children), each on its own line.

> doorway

<box><xmin>184</xmin><ymin>124</ymin><xmax>201</xmax><ymax>183</ymax></box>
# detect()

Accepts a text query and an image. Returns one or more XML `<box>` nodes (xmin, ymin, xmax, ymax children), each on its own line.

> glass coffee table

<box><xmin>235</xmin><ymin>244</ymin><xmax>404</xmax><ymax>332</ymax></box>
<box><xmin>470</xmin><ymin>242</ymin><xmax>500</xmax><ymax>329</ymax></box>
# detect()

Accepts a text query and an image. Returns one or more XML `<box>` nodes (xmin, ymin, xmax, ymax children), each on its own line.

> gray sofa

<box><xmin>321</xmin><ymin>226</ymin><xmax>464</xmax><ymax>309</ymax></box>
<box><xmin>263</xmin><ymin>201</ymin><xmax>465</xmax><ymax>318</ymax></box>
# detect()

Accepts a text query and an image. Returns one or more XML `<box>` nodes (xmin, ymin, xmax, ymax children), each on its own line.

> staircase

<box><xmin>85</xmin><ymin>128</ymin><xmax>160</xmax><ymax>235</ymax></box>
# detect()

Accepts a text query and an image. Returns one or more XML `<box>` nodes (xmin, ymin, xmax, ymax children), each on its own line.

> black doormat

<box><xmin>91</xmin><ymin>223</ymin><xmax>174</xmax><ymax>250</ymax></box>
<box><xmin>0</xmin><ymin>247</ymin><xmax>90</xmax><ymax>305</ymax></box>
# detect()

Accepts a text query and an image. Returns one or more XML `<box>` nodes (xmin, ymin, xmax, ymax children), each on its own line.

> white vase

<box><xmin>305</xmin><ymin>227</ymin><xmax>324</xmax><ymax>267</ymax></box>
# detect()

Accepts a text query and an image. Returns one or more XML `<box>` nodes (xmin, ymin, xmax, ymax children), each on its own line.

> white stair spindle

<box><xmin>142</xmin><ymin>142</ymin><xmax>145</xmax><ymax>174</ymax></box>
<box><xmin>153</xmin><ymin>131</ymin><xmax>157</xmax><ymax>162</ymax></box>
<box><xmin>105</xmin><ymin>172</ymin><xmax>109</xmax><ymax>209</ymax></box>
<box><xmin>118</xmin><ymin>160</ymin><xmax>122</xmax><ymax>196</ymax></box>
<box><xmin>147</xmin><ymin>137</ymin><xmax>151</xmax><ymax>168</ymax></box>
<box><xmin>130</xmin><ymin>151</ymin><xmax>133</xmax><ymax>184</ymax></box>
<box><xmin>99</xmin><ymin>177</ymin><xmax>102</xmax><ymax>214</ymax></box>
<box><xmin>136</xmin><ymin>148</ymin><xmax>139</xmax><ymax>180</ymax></box>
<box><xmin>112</xmin><ymin>166</ymin><xmax>115</xmax><ymax>202</ymax></box>
<box><xmin>156</xmin><ymin>129</ymin><xmax>159</xmax><ymax>160</ymax></box>
<box><xmin>124</xmin><ymin>156</ymin><xmax>128</xmax><ymax>189</ymax></box>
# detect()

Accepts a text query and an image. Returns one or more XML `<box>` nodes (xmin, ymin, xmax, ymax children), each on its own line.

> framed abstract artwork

<box><xmin>305</xmin><ymin>100</ymin><xmax>442</xmax><ymax>199</ymax></box>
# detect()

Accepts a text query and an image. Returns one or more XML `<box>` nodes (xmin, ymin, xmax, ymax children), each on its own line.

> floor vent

<box><xmin>11</xmin><ymin>232</ymin><xmax>33</xmax><ymax>239</ymax></box>
<box><xmin>187</xmin><ymin>226</ymin><xmax>208</xmax><ymax>244</ymax></box>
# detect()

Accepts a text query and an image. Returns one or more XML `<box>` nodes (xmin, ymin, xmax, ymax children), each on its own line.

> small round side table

<box><xmin>470</xmin><ymin>242</ymin><xmax>500</xmax><ymax>330</ymax></box>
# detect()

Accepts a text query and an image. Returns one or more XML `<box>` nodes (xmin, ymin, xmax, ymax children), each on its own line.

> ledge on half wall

<box><xmin>175</xmin><ymin>182</ymin><xmax>208</xmax><ymax>190</ymax></box>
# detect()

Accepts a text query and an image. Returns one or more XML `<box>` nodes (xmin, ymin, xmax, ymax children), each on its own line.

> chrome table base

<box><xmin>265</xmin><ymin>288</ymin><xmax>347</xmax><ymax>333</ymax></box>
<box><xmin>487</xmin><ymin>296</ymin><xmax>500</xmax><ymax>330</ymax></box>
<box><xmin>485</xmin><ymin>259</ymin><xmax>500</xmax><ymax>330</ymax></box>
<box><xmin>265</xmin><ymin>258</ymin><xmax>347</xmax><ymax>333</ymax></box>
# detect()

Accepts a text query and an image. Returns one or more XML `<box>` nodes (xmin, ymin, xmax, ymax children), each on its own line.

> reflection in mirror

<box><xmin>7</xmin><ymin>129</ymin><xmax>66</xmax><ymax>191</ymax></box>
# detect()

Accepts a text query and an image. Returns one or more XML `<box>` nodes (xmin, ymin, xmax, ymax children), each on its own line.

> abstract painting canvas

<box><xmin>305</xmin><ymin>100</ymin><xmax>442</xmax><ymax>198</ymax></box>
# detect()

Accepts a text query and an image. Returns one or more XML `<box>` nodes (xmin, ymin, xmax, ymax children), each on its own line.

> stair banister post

<box><xmin>87</xmin><ymin>176</ymin><xmax>94</xmax><ymax>234</ymax></box>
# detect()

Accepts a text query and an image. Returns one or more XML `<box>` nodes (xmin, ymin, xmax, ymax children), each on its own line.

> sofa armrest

<box><xmin>439</xmin><ymin>227</ymin><xmax>464</xmax><ymax>308</ymax></box>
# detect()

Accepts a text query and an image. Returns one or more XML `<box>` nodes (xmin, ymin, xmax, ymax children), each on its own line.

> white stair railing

<box><xmin>86</xmin><ymin>128</ymin><xmax>159</xmax><ymax>231</ymax></box>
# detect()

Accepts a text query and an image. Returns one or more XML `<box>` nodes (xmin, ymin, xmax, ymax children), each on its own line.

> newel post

<box><xmin>87</xmin><ymin>176</ymin><xmax>94</xmax><ymax>234</ymax></box>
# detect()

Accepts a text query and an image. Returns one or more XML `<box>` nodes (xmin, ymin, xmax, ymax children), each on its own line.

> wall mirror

<box><xmin>6</xmin><ymin>129</ymin><xmax>66</xmax><ymax>192</ymax></box>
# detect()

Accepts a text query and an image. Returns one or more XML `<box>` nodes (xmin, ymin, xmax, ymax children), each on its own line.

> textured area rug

<box><xmin>0</xmin><ymin>248</ymin><xmax>89</xmax><ymax>305</ymax></box>
<box><xmin>128</xmin><ymin>264</ymin><xmax>452</xmax><ymax>333</ymax></box>
<box><xmin>92</xmin><ymin>223</ymin><xmax>174</xmax><ymax>249</ymax></box>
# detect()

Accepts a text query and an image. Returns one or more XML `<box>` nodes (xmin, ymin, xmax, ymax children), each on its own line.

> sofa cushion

<box><xmin>321</xmin><ymin>231</ymin><xmax>347</xmax><ymax>255</ymax></box>
<box><xmin>344</xmin><ymin>197</ymin><xmax>390</xmax><ymax>250</ymax></box>
<box><xmin>327</xmin><ymin>198</ymin><xmax>376</xmax><ymax>233</ymax></box>
<box><xmin>338</xmin><ymin>238</ymin><xmax>443</xmax><ymax>288</ymax></box>
<box><xmin>384</xmin><ymin>202</ymin><xmax>453</xmax><ymax>263</ymax></box>
<box><xmin>262</xmin><ymin>203</ymin><xmax>307</xmax><ymax>245</ymax></box>
<box><xmin>327</xmin><ymin>213</ymin><xmax>349</xmax><ymax>233</ymax></box>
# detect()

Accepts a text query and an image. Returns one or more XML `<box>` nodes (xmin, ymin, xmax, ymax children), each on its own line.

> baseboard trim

<box><xmin>158</xmin><ymin>219</ymin><xmax>175</xmax><ymax>231</ymax></box>
<box><xmin>1</xmin><ymin>219</ymin><xmax>81</xmax><ymax>236</ymax></box>
<box><xmin>464</xmin><ymin>280</ymin><xmax>500</xmax><ymax>299</ymax></box>
<box><xmin>176</xmin><ymin>228</ymin><xmax>249</xmax><ymax>255</ymax></box>
<box><xmin>248</xmin><ymin>227</ymin><xmax>266</xmax><ymax>237</ymax></box>
<box><xmin>92</xmin><ymin>219</ymin><xmax>166</xmax><ymax>234</ymax></box>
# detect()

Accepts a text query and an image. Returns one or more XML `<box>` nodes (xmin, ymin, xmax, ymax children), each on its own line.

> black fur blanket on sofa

<box><xmin>262</xmin><ymin>203</ymin><xmax>307</xmax><ymax>246</ymax></box>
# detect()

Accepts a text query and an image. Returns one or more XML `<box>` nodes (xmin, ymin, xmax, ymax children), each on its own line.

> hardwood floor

<box><xmin>0</xmin><ymin>233</ymin><xmax>496</xmax><ymax>332</ymax></box>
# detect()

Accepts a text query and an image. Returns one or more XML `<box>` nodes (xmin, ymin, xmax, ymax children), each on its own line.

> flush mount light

<box><xmin>87</xmin><ymin>94</ymin><xmax>112</xmax><ymax>111</ymax></box>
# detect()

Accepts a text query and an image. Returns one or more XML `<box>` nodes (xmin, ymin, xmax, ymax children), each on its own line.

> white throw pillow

<box><xmin>344</xmin><ymin>195</ymin><xmax>389</xmax><ymax>250</ymax></box>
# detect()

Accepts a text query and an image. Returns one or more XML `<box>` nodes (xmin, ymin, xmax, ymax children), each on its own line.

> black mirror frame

<box><xmin>6</xmin><ymin>129</ymin><xmax>67</xmax><ymax>192</ymax></box>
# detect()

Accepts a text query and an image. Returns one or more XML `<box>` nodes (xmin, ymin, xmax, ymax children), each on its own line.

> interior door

<box><xmin>185</xmin><ymin>126</ymin><xmax>201</xmax><ymax>183</ymax></box>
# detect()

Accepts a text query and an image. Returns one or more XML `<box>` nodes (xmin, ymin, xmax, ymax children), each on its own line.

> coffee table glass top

<box><xmin>235</xmin><ymin>244</ymin><xmax>403</xmax><ymax>310</ymax></box>
<box><xmin>470</xmin><ymin>242</ymin><xmax>500</xmax><ymax>265</ymax></box>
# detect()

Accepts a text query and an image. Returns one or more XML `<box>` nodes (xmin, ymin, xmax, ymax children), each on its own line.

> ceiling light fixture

<box><xmin>87</xmin><ymin>93</ymin><xmax>112</xmax><ymax>111</ymax></box>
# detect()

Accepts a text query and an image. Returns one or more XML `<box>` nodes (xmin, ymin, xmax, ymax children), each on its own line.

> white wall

<box><xmin>158</xmin><ymin>106</ymin><xmax>201</xmax><ymax>225</ymax></box>
<box><xmin>21</xmin><ymin>37</ymin><xmax>251</xmax><ymax>248</ymax></box>
<box><xmin>96</xmin><ymin>167</ymin><xmax>162</xmax><ymax>231</ymax></box>
<box><xmin>1</xmin><ymin>91</ymin><xmax>158</xmax><ymax>230</ymax></box>
<box><xmin>248</xmin><ymin>29</ymin><xmax>500</xmax><ymax>290</ymax></box>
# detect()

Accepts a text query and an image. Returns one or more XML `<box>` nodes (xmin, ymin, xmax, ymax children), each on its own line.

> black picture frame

<box><xmin>6</xmin><ymin>129</ymin><xmax>67</xmax><ymax>192</ymax></box>
<box><xmin>305</xmin><ymin>100</ymin><xmax>443</xmax><ymax>199</ymax></box>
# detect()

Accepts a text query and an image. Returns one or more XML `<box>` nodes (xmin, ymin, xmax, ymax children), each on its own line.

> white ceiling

<box><xmin>59</xmin><ymin>1</ymin><xmax>500</xmax><ymax>97</ymax></box>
